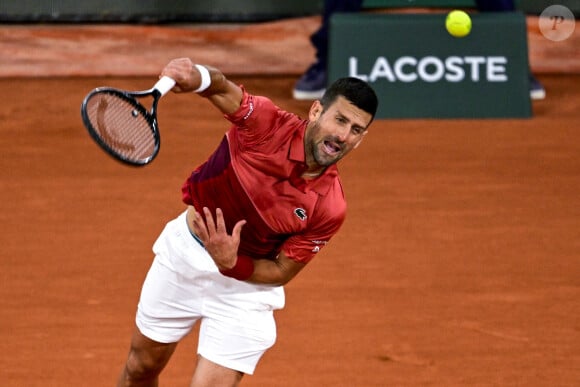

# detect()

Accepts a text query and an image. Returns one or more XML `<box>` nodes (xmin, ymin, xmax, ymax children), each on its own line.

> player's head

<box><xmin>305</xmin><ymin>78</ymin><xmax>378</xmax><ymax>168</ymax></box>
<box><xmin>321</xmin><ymin>77</ymin><xmax>378</xmax><ymax>122</ymax></box>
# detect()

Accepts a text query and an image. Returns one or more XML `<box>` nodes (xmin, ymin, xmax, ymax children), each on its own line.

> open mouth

<box><xmin>323</xmin><ymin>140</ymin><xmax>341</xmax><ymax>155</ymax></box>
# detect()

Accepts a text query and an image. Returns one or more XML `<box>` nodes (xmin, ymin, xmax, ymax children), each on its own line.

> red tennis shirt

<box><xmin>182</xmin><ymin>87</ymin><xmax>346</xmax><ymax>264</ymax></box>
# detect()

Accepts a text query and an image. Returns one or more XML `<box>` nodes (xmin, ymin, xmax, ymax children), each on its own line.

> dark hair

<box><xmin>320</xmin><ymin>77</ymin><xmax>378</xmax><ymax>121</ymax></box>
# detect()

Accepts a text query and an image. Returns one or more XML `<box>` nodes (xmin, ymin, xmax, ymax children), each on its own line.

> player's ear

<box><xmin>308</xmin><ymin>100</ymin><xmax>323</xmax><ymax>121</ymax></box>
<box><xmin>353</xmin><ymin>130</ymin><xmax>368</xmax><ymax>149</ymax></box>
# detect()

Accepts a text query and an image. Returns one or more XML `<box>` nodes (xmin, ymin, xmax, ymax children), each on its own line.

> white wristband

<box><xmin>194</xmin><ymin>64</ymin><xmax>211</xmax><ymax>93</ymax></box>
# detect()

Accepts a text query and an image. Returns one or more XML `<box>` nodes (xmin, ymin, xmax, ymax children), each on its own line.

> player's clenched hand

<box><xmin>192</xmin><ymin>207</ymin><xmax>246</xmax><ymax>270</ymax></box>
<box><xmin>160</xmin><ymin>57</ymin><xmax>204</xmax><ymax>93</ymax></box>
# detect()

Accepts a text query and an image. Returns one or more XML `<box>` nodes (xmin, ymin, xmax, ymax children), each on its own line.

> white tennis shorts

<box><xmin>136</xmin><ymin>211</ymin><xmax>286</xmax><ymax>375</ymax></box>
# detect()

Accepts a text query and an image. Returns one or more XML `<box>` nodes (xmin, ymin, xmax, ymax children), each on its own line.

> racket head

<box><xmin>80</xmin><ymin>87</ymin><xmax>161</xmax><ymax>166</ymax></box>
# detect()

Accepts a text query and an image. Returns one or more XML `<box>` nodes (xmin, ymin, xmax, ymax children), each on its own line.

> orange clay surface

<box><xmin>0</xmin><ymin>18</ymin><xmax>579</xmax><ymax>386</ymax></box>
<box><xmin>1</xmin><ymin>74</ymin><xmax>579</xmax><ymax>386</ymax></box>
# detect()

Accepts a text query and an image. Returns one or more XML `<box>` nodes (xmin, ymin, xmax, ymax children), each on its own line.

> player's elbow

<box><xmin>275</xmin><ymin>259</ymin><xmax>305</xmax><ymax>286</ymax></box>
<box><xmin>250</xmin><ymin>257</ymin><xmax>304</xmax><ymax>286</ymax></box>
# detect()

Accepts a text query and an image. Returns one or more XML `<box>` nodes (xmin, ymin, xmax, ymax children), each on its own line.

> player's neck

<box><xmin>302</xmin><ymin>168</ymin><xmax>324</xmax><ymax>179</ymax></box>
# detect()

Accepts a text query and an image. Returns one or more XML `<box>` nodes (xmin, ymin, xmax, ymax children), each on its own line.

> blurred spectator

<box><xmin>293</xmin><ymin>0</ymin><xmax>363</xmax><ymax>100</ymax></box>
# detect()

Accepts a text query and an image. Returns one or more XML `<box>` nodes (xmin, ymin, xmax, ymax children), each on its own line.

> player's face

<box><xmin>306</xmin><ymin>96</ymin><xmax>372</xmax><ymax>168</ymax></box>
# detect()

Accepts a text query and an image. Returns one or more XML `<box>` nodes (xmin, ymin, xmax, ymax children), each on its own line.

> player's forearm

<box><xmin>203</xmin><ymin>66</ymin><xmax>243</xmax><ymax>115</ymax></box>
<box><xmin>247</xmin><ymin>256</ymin><xmax>305</xmax><ymax>286</ymax></box>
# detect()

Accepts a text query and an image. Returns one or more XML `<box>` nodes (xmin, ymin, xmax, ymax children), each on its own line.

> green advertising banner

<box><xmin>329</xmin><ymin>12</ymin><xmax>532</xmax><ymax>118</ymax></box>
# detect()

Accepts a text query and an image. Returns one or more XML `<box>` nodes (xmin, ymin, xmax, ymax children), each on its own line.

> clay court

<box><xmin>1</xmin><ymin>14</ymin><xmax>579</xmax><ymax>386</ymax></box>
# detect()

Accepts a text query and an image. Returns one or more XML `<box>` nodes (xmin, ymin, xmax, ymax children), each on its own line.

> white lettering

<box><xmin>463</xmin><ymin>56</ymin><xmax>486</xmax><ymax>81</ymax></box>
<box><xmin>369</xmin><ymin>57</ymin><xmax>396</xmax><ymax>82</ymax></box>
<box><xmin>487</xmin><ymin>56</ymin><xmax>507</xmax><ymax>82</ymax></box>
<box><xmin>348</xmin><ymin>55</ymin><xmax>508</xmax><ymax>83</ymax></box>
<box><xmin>417</xmin><ymin>56</ymin><xmax>445</xmax><ymax>83</ymax></box>
<box><xmin>349</xmin><ymin>56</ymin><xmax>368</xmax><ymax>81</ymax></box>
<box><xmin>393</xmin><ymin>56</ymin><xmax>417</xmax><ymax>82</ymax></box>
<box><xmin>445</xmin><ymin>56</ymin><xmax>465</xmax><ymax>82</ymax></box>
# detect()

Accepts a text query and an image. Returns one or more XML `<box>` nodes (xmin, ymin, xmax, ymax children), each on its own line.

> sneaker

<box><xmin>529</xmin><ymin>74</ymin><xmax>546</xmax><ymax>100</ymax></box>
<box><xmin>293</xmin><ymin>62</ymin><xmax>327</xmax><ymax>100</ymax></box>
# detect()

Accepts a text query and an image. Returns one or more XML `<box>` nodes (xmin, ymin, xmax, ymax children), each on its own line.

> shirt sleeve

<box><xmin>281</xmin><ymin>187</ymin><xmax>347</xmax><ymax>264</ymax></box>
<box><xmin>224</xmin><ymin>87</ymin><xmax>280</xmax><ymax>147</ymax></box>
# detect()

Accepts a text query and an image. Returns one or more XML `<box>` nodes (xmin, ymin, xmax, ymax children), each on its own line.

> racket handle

<box><xmin>154</xmin><ymin>76</ymin><xmax>176</xmax><ymax>96</ymax></box>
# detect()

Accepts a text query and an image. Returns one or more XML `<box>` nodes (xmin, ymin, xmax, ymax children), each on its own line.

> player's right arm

<box><xmin>160</xmin><ymin>57</ymin><xmax>243</xmax><ymax>115</ymax></box>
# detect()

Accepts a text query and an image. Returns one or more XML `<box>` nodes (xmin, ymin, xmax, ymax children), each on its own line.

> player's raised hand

<box><xmin>192</xmin><ymin>207</ymin><xmax>246</xmax><ymax>270</ymax></box>
<box><xmin>160</xmin><ymin>57</ymin><xmax>210</xmax><ymax>93</ymax></box>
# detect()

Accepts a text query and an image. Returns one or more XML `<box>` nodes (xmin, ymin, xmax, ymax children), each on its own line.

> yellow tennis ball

<box><xmin>446</xmin><ymin>10</ymin><xmax>472</xmax><ymax>38</ymax></box>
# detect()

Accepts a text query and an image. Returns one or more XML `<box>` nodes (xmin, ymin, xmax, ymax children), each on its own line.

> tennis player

<box><xmin>117</xmin><ymin>57</ymin><xmax>378</xmax><ymax>387</ymax></box>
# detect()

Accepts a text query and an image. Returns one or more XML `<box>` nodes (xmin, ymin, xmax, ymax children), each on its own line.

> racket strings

<box><xmin>86</xmin><ymin>93</ymin><xmax>156</xmax><ymax>162</ymax></box>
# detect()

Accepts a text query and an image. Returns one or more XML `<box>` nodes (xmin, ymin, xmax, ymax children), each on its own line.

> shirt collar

<box><xmin>288</xmin><ymin>122</ymin><xmax>306</xmax><ymax>163</ymax></box>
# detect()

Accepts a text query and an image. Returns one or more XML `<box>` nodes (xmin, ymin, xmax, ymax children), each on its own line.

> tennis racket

<box><xmin>80</xmin><ymin>76</ymin><xmax>176</xmax><ymax>166</ymax></box>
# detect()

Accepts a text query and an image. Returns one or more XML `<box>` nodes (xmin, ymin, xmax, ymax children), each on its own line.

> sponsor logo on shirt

<box><xmin>243</xmin><ymin>98</ymin><xmax>254</xmax><ymax>120</ymax></box>
<box><xmin>311</xmin><ymin>239</ymin><xmax>328</xmax><ymax>253</ymax></box>
<box><xmin>294</xmin><ymin>208</ymin><xmax>307</xmax><ymax>221</ymax></box>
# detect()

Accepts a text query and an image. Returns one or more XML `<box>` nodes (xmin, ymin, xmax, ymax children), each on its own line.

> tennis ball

<box><xmin>446</xmin><ymin>10</ymin><xmax>472</xmax><ymax>38</ymax></box>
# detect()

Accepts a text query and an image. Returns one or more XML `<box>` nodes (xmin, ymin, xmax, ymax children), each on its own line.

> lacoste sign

<box><xmin>348</xmin><ymin>55</ymin><xmax>509</xmax><ymax>83</ymax></box>
<box><xmin>329</xmin><ymin>13</ymin><xmax>531</xmax><ymax>118</ymax></box>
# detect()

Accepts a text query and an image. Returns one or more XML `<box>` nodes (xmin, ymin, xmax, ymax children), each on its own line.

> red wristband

<box><xmin>219</xmin><ymin>255</ymin><xmax>254</xmax><ymax>281</ymax></box>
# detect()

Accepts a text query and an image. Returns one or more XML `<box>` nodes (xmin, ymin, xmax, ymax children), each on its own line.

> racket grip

<box><xmin>154</xmin><ymin>76</ymin><xmax>176</xmax><ymax>96</ymax></box>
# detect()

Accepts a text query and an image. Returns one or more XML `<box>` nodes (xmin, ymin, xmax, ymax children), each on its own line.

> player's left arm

<box><xmin>250</xmin><ymin>252</ymin><xmax>307</xmax><ymax>286</ymax></box>
<box><xmin>191</xmin><ymin>207</ymin><xmax>309</xmax><ymax>286</ymax></box>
